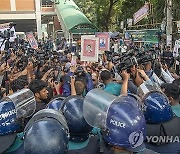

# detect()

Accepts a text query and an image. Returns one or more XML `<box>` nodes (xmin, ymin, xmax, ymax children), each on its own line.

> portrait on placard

<box><xmin>96</xmin><ymin>32</ymin><xmax>110</xmax><ymax>51</ymax></box>
<box><xmin>83</xmin><ymin>39</ymin><xmax>96</xmax><ymax>57</ymax></box>
<box><xmin>26</xmin><ymin>32</ymin><xmax>38</xmax><ymax>49</ymax></box>
<box><xmin>81</xmin><ymin>36</ymin><xmax>98</xmax><ymax>62</ymax></box>
<box><xmin>99</xmin><ymin>38</ymin><xmax>106</xmax><ymax>48</ymax></box>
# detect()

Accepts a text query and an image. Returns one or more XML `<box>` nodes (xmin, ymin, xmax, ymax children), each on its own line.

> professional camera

<box><xmin>74</xmin><ymin>66</ymin><xmax>86</xmax><ymax>77</ymax></box>
<box><xmin>116</xmin><ymin>56</ymin><xmax>137</xmax><ymax>73</ymax></box>
<box><xmin>0</xmin><ymin>25</ymin><xmax>15</xmax><ymax>39</ymax></box>
<box><xmin>136</xmin><ymin>50</ymin><xmax>158</xmax><ymax>64</ymax></box>
<box><xmin>113</xmin><ymin>50</ymin><xmax>137</xmax><ymax>73</ymax></box>
<box><xmin>104</xmin><ymin>51</ymin><xmax>122</xmax><ymax>63</ymax></box>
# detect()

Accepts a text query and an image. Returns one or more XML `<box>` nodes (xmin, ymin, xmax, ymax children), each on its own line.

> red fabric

<box><xmin>54</xmin><ymin>86</ymin><xmax>63</xmax><ymax>95</ymax></box>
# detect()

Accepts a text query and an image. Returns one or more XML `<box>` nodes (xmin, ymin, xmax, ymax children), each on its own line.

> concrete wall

<box><xmin>0</xmin><ymin>0</ymin><xmax>58</xmax><ymax>39</ymax></box>
<box><xmin>0</xmin><ymin>0</ymin><xmax>11</xmax><ymax>11</ymax></box>
<box><xmin>16</xmin><ymin>0</ymin><xmax>35</xmax><ymax>11</ymax></box>
<box><xmin>0</xmin><ymin>0</ymin><xmax>36</xmax><ymax>11</ymax></box>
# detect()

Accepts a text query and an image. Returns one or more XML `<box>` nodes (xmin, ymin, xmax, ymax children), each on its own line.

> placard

<box><xmin>81</xmin><ymin>35</ymin><xmax>99</xmax><ymax>62</ymax></box>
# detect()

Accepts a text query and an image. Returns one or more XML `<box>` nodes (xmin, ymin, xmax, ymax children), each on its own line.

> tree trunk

<box><xmin>105</xmin><ymin>0</ymin><xmax>119</xmax><ymax>31</ymax></box>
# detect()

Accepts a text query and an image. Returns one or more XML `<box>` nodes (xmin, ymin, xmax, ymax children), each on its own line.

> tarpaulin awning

<box><xmin>55</xmin><ymin>0</ymin><xmax>98</xmax><ymax>34</ymax></box>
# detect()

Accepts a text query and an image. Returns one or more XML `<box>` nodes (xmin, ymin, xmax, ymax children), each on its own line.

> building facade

<box><xmin>0</xmin><ymin>0</ymin><xmax>60</xmax><ymax>39</ymax></box>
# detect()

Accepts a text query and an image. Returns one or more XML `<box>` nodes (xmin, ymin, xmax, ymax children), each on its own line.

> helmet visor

<box><xmin>3</xmin><ymin>88</ymin><xmax>36</xmax><ymax>118</ymax></box>
<box><xmin>137</xmin><ymin>80</ymin><xmax>161</xmax><ymax>99</ymax></box>
<box><xmin>83</xmin><ymin>89</ymin><xmax>117</xmax><ymax>129</ymax></box>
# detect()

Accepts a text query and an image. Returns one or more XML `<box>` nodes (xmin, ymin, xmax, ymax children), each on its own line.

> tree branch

<box><xmin>113</xmin><ymin>0</ymin><xmax>120</xmax><ymax>5</ymax></box>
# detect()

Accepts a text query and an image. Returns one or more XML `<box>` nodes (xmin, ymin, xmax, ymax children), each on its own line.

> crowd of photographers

<box><xmin>0</xmin><ymin>37</ymin><xmax>180</xmax><ymax>154</ymax></box>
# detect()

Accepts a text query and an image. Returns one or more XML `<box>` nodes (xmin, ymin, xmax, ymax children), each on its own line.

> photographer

<box><xmin>135</xmin><ymin>48</ymin><xmax>175</xmax><ymax>85</ymax></box>
<box><xmin>162</xmin><ymin>46</ymin><xmax>174</xmax><ymax>69</ymax></box>
<box><xmin>104</xmin><ymin>50</ymin><xmax>140</xmax><ymax>94</ymax></box>
<box><xmin>131</xmin><ymin>66</ymin><xmax>150</xmax><ymax>87</ymax></box>
<box><xmin>61</xmin><ymin>65</ymin><xmax>94</xmax><ymax>97</ymax></box>
<box><xmin>99</xmin><ymin>69</ymin><xmax>122</xmax><ymax>96</ymax></box>
<box><xmin>174</xmin><ymin>48</ymin><xmax>180</xmax><ymax>75</ymax></box>
<box><xmin>70</xmin><ymin>76</ymin><xmax>86</xmax><ymax>96</ymax></box>
<box><xmin>144</xmin><ymin>61</ymin><xmax>164</xmax><ymax>86</ymax></box>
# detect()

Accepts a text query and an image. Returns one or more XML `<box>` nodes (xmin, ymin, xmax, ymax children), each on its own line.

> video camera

<box><xmin>116</xmin><ymin>57</ymin><xmax>137</xmax><ymax>73</ymax></box>
<box><xmin>112</xmin><ymin>50</ymin><xmax>137</xmax><ymax>73</ymax></box>
<box><xmin>74</xmin><ymin>66</ymin><xmax>86</xmax><ymax>77</ymax></box>
<box><xmin>136</xmin><ymin>49</ymin><xmax>158</xmax><ymax>64</ymax></box>
<box><xmin>0</xmin><ymin>23</ymin><xmax>16</xmax><ymax>39</ymax></box>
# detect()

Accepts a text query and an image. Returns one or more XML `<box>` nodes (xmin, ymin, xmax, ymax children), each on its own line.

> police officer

<box><xmin>0</xmin><ymin>100</ymin><xmax>23</xmax><ymax>154</ymax></box>
<box><xmin>46</xmin><ymin>95</ymin><xmax>66</xmax><ymax>111</ymax></box>
<box><xmin>137</xmin><ymin>81</ymin><xmax>180</xmax><ymax>153</ymax></box>
<box><xmin>0</xmin><ymin>89</ymin><xmax>36</xmax><ymax>154</ymax></box>
<box><xmin>23</xmin><ymin>109</ymin><xmax>69</xmax><ymax>154</ymax></box>
<box><xmin>83</xmin><ymin>89</ymin><xmax>155</xmax><ymax>154</ymax></box>
<box><xmin>58</xmin><ymin>95</ymin><xmax>103</xmax><ymax>154</ymax></box>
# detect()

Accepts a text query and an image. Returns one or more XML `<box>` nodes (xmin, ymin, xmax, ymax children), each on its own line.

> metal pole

<box><xmin>166</xmin><ymin>0</ymin><xmax>173</xmax><ymax>48</ymax></box>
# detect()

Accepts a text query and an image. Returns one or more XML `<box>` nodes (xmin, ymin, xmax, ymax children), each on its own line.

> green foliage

<box><xmin>73</xmin><ymin>0</ymin><xmax>179</xmax><ymax>31</ymax></box>
<box><xmin>74</xmin><ymin>0</ymin><xmax>123</xmax><ymax>31</ymax></box>
<box><xmin>119</xmin><ymin>0</ymin><xmax>144</xmax><ymax>20</ymax></box>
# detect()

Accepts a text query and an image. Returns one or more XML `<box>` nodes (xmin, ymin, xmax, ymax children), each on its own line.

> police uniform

<box><xmin>4</xmin><ymin>133</ymin><xmax>24</xmax><ymax>154</ymax></box>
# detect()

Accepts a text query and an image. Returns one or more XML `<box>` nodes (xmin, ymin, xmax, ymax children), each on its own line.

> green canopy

<box><xmin>55</xmin><ymin>0</ymin><xmax>98</xmax><ymax>34</ymax></box>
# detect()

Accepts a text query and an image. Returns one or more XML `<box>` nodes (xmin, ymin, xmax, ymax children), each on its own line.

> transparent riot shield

<box><xmin>83</xmin><ymin>89</ymin><xmax>117</xmax><ymax>130</ymax></box>
<box><xmin>137</xmin><ymin>80</ymin><xmax>161</xmax><ymax>99</ymax></box>
<box><xmin>3</xmin><ymin>89</ymin><xmax>36</xmax><ymax>118</ymax></box>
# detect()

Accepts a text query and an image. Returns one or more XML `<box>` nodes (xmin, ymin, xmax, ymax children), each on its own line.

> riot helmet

<box><xmin>0</xmin><ymin>100</ymin><xmax>20</xmax><ymax>153</ymax></box>
<box><xmin>84</xmin><ymin>89</ymin><xmax>146</xmax><ymax>152</ymax></box>
<box><xmin>142</xmin><ymin>91</ymin><xmax>174</xmax><ymax>124</ymax></box>
<box><xmin>137</xmin><ymin>80</ymin><xmax>174</xmax><ymax>124</ymax></box>
<box><xmin>46</xmin><ymin>95</ymin><xmax>66</xmax><ymax>110</ymax></box>
<box><xmin>24</xmin><ymin>109</ymin><xmax>69</xmax><ymax>154</ymax></box>
<box><xmin>60</xmin><ymin>95</ymin><xmax>93</xmax><ymax>142</ymax></box>
<box><xmin>0</xmin><ymin>88</ymin><xmax>36</xmax><ymax>153</ymax></box>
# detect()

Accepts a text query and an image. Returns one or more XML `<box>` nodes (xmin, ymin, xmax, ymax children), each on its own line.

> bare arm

<box><xmin>41</xmin><ymin>68</ymin><xmax>53</xmax><ymax>81</ymax></box>
<box><xmin>120</xmin><ymin>70</ymin><xmax>130</xmax><ymax>95</ymax></box>
<box><xmin>70</xmin><ymin>76</ymin><xmax>76</xmax><ymax>96</ymax></box>
<box><xmin>54</xmin><ymin>82</ymin><xmax>62</xmax><ymax>95</ymax></box>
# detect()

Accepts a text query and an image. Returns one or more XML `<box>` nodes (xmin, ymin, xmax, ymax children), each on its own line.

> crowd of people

<box><xmin>0</xmin><ymin>37</ymin><xmax>179</xmax><ymax>154</ymax></box>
